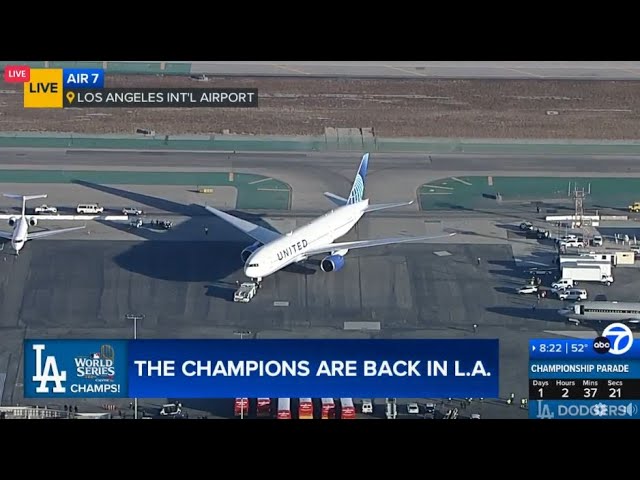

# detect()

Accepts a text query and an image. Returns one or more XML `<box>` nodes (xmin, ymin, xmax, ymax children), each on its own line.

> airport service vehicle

<box><xmin>552</xmin><ymin>278</ymin><xmax>575</xmax><ymax>291</ymax></box>
<box><xmin>0</xmin><ymin>194</ymin><xmax>86</xmax><ymax>255</ymax></box>
<box><xmin>557</xmin><ymin>288</ymin><xmax>588</xmax><ymax>301</ymax></box>
<box><xmin>130</xmin><ymin>218</ymin><xmax>143</xmax><ymax>229</ymax></box>
<box><xmin>256</xmin><ymin>398</ymin><xmax>271</xmax><ymax>417</ymax></box>
<box><xmin>562</xmin><ymin>265</ymin><xmax>613</xmax><ymax>285</ymax></box>
<box><xmin>34</xmin><ymin>204</ymin><xmax>57</xmax><ymax>214</ymax></box>
<box><xmin>340</xmin><ymin>398</ymin><xmax>356</xmax><ymax>419</ymax></box>
<box><xmin>234</xmin><ymin>398</ymin><xmax>249</xmax><ymax>417</ymax></box>
<box><xmin>517</xmin><ymin>285</ymin><xmax>538</xmax><ymax>294</ymax></box>
<box><xmin>558</xmin><ymin>301</ymin><xmax>640</xmax><ymax>325</ymax></box>
<box><xmin>592</xmin><ymin>235</ymin><xmax>603</xmax><ymax>246</ymax></box>
<box><xmin>204</xmin><ymin>153</ymin><xmax>454</xmax><ymax>285</ymax></box>
<box><xmin>298</xmin><ymin>398</ymin><xmax>313</xmax><ymax>419</ymax></box>
<box><xmin>407</xmin><ymin>403</ymin><xmax>420</xmax><ymax>415</ymax></box>
<box><xmin>122</xmin><ymin>206</ymin><xmax>144</xmax><ymax>215</ymax></box>
<box><xmin>519</xmin><ymin>221</ymin><xmax>534</xmax><ymax>231</ymax></box>
<box><xmin>361</xmin><ymin>399</ymin><xmax>373</xmax><ymax>414</ymax></box>
<box><xmin>277</xmin><ymin>398</ymin><xmax>291</xmax><ymax>419</ymax></box>
<box><xmin>471</xmin><ymin>413</ymin><xmax>481</xmax><ymax>419</ymax></box>
<box><xmin>629</xmin><ymin>202</ymin><xmax>640</xmax><ymax>212</ymax></box>
<box><xmin>76</xmin><ymin>203</ymin><xmax>104</xmax><ymax>214</ymax></box>
<box><xmin>234</xmin><ymin>282</ymin><xmax>258</xmax><ymax>303</ymax></box>
<box><xmin>321</xmin><ymin>398</ymin><xmax>336</xmax><ymax>419</ymax></box>
<box><xmin>556</xmin><ymin>234</ymin><xmax>578</xmax><ymax>244</ymax></box>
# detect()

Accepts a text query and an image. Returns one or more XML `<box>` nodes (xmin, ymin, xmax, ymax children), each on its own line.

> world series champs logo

<box><xmin>26</xmin><ymin>341</ymin><xmax>124</xmax><ymax>397</ymax></box>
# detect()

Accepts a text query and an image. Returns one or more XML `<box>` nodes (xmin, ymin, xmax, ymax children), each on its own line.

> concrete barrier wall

<box><xmin>0</xmin><ymin>61</ymin><xmax>192</xmax><ymax>76</ymax></box>
<box><xmin>2</xmin><ymin>132</ymin><xmax>640</xmax><ymax>155</ymax></box>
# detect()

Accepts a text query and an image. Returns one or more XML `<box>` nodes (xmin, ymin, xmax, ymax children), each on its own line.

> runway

<box><xmin>186</xmin><ymin>61</ymin><xmax>640</xmax><ymax>80</ymax></box>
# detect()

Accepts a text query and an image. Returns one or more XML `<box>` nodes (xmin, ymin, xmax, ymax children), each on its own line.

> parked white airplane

<box><xmin>0</xmin><ymin>194</ymin><xmax>86</xmax><ymax>255</ymax></box>
<box><xmin>204</xmin><ymin>153</ymin><xmax>455</xmax><ymax>284</ymax></box>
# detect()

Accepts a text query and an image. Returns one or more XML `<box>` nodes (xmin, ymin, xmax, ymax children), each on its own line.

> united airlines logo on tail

<box><xmin>347</xmin><ymin>153</ymin><xmax>369</xmax><ymax>204</ymax></box>
<box><xmin>32</xmin><ymin>344</ymin><xmax>67</xmax><ymax>393</ymax></box>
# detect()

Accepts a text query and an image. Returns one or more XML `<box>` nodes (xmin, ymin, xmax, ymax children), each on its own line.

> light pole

<box><xmin>233</xmin><ymin>329</ymin><xmax>252</xmax><ymax>340</ymax></box>
<box><xmin>125</xmin><ymin>314</ymin><xmax>144</xmax><ymax>419</ymax></box>
<box><xmin>233</xmin><ymin>330</ymin><xmax>251</xmax><ymax>419</ymax></box>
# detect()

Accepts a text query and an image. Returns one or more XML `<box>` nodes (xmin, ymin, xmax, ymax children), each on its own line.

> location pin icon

<box><xmin>66</xmin><ymin>91</ymin><xmax>75</xmax><ymax>104</ymax></box>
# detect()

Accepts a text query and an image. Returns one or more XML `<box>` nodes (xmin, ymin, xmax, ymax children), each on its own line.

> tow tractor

<box><xmin>234</xmin><ymin>282</ymin><xmax>258</xmax><ymax>303</ymax></box>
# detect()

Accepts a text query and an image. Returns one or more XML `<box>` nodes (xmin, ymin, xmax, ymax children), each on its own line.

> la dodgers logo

<box><xmin>32</xmin><ymin>344</ymin><xmax>67</xmax><ymax>393</ymax></box>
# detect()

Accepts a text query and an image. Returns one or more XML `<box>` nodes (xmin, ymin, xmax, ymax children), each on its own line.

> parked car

<box><xmin>517</xmin><ymin>285</ymin><xmax>539</xmax><ymax>294</ymax></box>
<box><xmin>407</xmin><ymin>403</ymin><xmax>420</xmax><ymax>415</ymax></box>
<box><xmin>527</xmin><ymin>267</ymin><xmax>554</xmax><ymax>275</ymax></box>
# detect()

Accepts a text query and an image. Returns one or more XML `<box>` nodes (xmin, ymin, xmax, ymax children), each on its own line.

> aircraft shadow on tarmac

<box><xmin>72</xmin><ymin>180</ymin><xmax>320</xmax><ymax>301</ymax></box>
<box><xmin>485</xmin><ymin>306</ymin><xmax>568</xmax><ymax>323</ymax></box>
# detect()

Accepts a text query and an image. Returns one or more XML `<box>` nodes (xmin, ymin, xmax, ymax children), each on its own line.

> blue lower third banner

<box><xmin>24</xmin><ymin>339</ymin><xmax>499</xmax><ymax>398</ymax></box>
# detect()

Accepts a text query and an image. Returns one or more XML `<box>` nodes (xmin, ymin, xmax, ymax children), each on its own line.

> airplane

<box><xmin>558</xmin><ymin>301</ymin><xmax>640</xmax><ymax>326</ymax></box>
<box><xmin>204</xmin><ymin>153</ymin><xmax>455</xmax><ymax>285</ymax></box>
<box><xmin>0</xmin><ymin>194</ymin><xmax>86</xmax><ymax>255</ymax></box>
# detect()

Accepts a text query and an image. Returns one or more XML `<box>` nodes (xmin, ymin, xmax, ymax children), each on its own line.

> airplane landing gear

<box><xmin>251</xmin><ymin>278</ymin><xmax>263</xmax><ymax>288</ymax></box>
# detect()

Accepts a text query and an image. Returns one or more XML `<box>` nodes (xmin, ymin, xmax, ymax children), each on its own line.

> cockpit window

<box><xmin>248</xmin><ymin>263</ymin><xmax>259</xmax><ymax>267</ymax></box>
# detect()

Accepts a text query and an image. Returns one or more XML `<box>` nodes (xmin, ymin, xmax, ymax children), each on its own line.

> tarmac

<box><xmin>186</xmin><ymin>61</ymin><xmax>640</xmax><ymax>80</ymax></box>
<box><xmin>4</xmin><ymin>147</ymin><xmax>640</xmax><ymax>418</ymax></box>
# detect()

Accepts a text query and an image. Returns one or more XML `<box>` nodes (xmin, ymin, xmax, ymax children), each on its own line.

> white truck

<box><xmin>34</xmin><ymin>205</ymin><xmax>57</xmax><ymax>214</ymax></box>
<box><xmin>561</xmin><ymin>265</ymin><xmax>614</xmax><ymax>286</ymax></box>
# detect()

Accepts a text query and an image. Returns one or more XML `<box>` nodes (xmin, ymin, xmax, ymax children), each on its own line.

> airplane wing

<box><xmin>203</xmin><ymin>205</ymin><xmax>282</xmax><ymax>244</ymax></box>
<box><xmin>0</xmin><ymin>214</ymin><xmax>63</xmax><ymax>220</ymax></box>
<box><xmin>364</xmin><ymin>200</ymin><xmax>414</xmax><ymax>213</ymax></box>
<box><xmin>0</xmin><ymin>230</ymin><xmax>13</xmax><ymax>240</ymax></box>
<box><xmin>27</xmin><ymin>225</ymin><xmax>86</xmax><ymax>240</ymax></box>
<box><xmin>303</xmin><ymin>232</ymin><xmax>456</xmax><ymax>257</ymax></box>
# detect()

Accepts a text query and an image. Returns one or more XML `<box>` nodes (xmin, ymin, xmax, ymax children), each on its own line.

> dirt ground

<box><xmin>1</xmin><ymin>75</ymin><xmax>639</xmax><ymax>139</ymax></box>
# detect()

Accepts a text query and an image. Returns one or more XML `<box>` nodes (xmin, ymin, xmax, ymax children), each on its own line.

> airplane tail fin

<box><xmin>3</xmin><ymin>193</ymin><xmax>47</xmax><ymax>216</ymax></box>
<box><xmin>346</xmin><ymin>153</ymin><xmax>369</xmax><ymax>204</ymax></box>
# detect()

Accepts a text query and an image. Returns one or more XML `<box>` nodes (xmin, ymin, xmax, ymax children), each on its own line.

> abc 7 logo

<box><xmin>593</xmin><ymin>323</ymin><xmax>634</xmax><ymax>355</ymax></box>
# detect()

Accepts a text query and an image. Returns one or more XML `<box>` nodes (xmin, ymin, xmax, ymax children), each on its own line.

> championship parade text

<box><xmin>133</xmin><ymin>358</ymin><xmax>493</xmax><ymax>378</ymax></box>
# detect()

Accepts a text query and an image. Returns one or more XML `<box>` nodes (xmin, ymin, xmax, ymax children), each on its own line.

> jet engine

<box><xmin>320</xmin><ymin>254</ymin><xmax>346</xmax><ymax>272</ymax></box>
<box><xmin>29</xmin><ymin>217</ymin><xmax>38</xmax><ymax>227</ymax></box>
<box><xmin>8</xmin><ymin>217</ymin><xmax>17</xmax><ymax>227</ymax></box>
<box><xmin>241</xmin><ymin>241</ymin><xmax>261</xmax><ymax>263</ymax></box>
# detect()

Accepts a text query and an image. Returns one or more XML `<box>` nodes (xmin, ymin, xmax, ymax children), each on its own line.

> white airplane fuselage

<box><xmin>244</xmin><ymin>200</ymin><xmax>368</xmax><ymax>279</ymax></box>
<box><xmin>11</xmin><ymin>217</ymin><xmax>28</xmax><ymax>253</ymax></box>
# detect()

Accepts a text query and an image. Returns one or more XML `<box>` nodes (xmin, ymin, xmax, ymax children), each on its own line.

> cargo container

<box><xmin>256</xmin><ymin>398</ymin><xmax>271</xmax><ymax>417</ymax></box>
<box><xmin>298</xmin><ymin>398</ymin><xmax>314</xmax><ymax>419</ymax></box>
<box><xmin>321</xmin><ymin>398</ymin><xmax>336</xmax><ymax>419</ymax></box>
<box><xmin>234</xmin><ymin>398</ymin><xmax>249</xmax><ymax>417</ymax></box>
<box><xmin>277</xmin><ymin>398</ymin><xmax>291</xmax><ymax>419</ymax></box>
<box><xmin>340</xmin><ymin>398</ymin><xmax>356</xmax><ymax>419</ymax></box>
